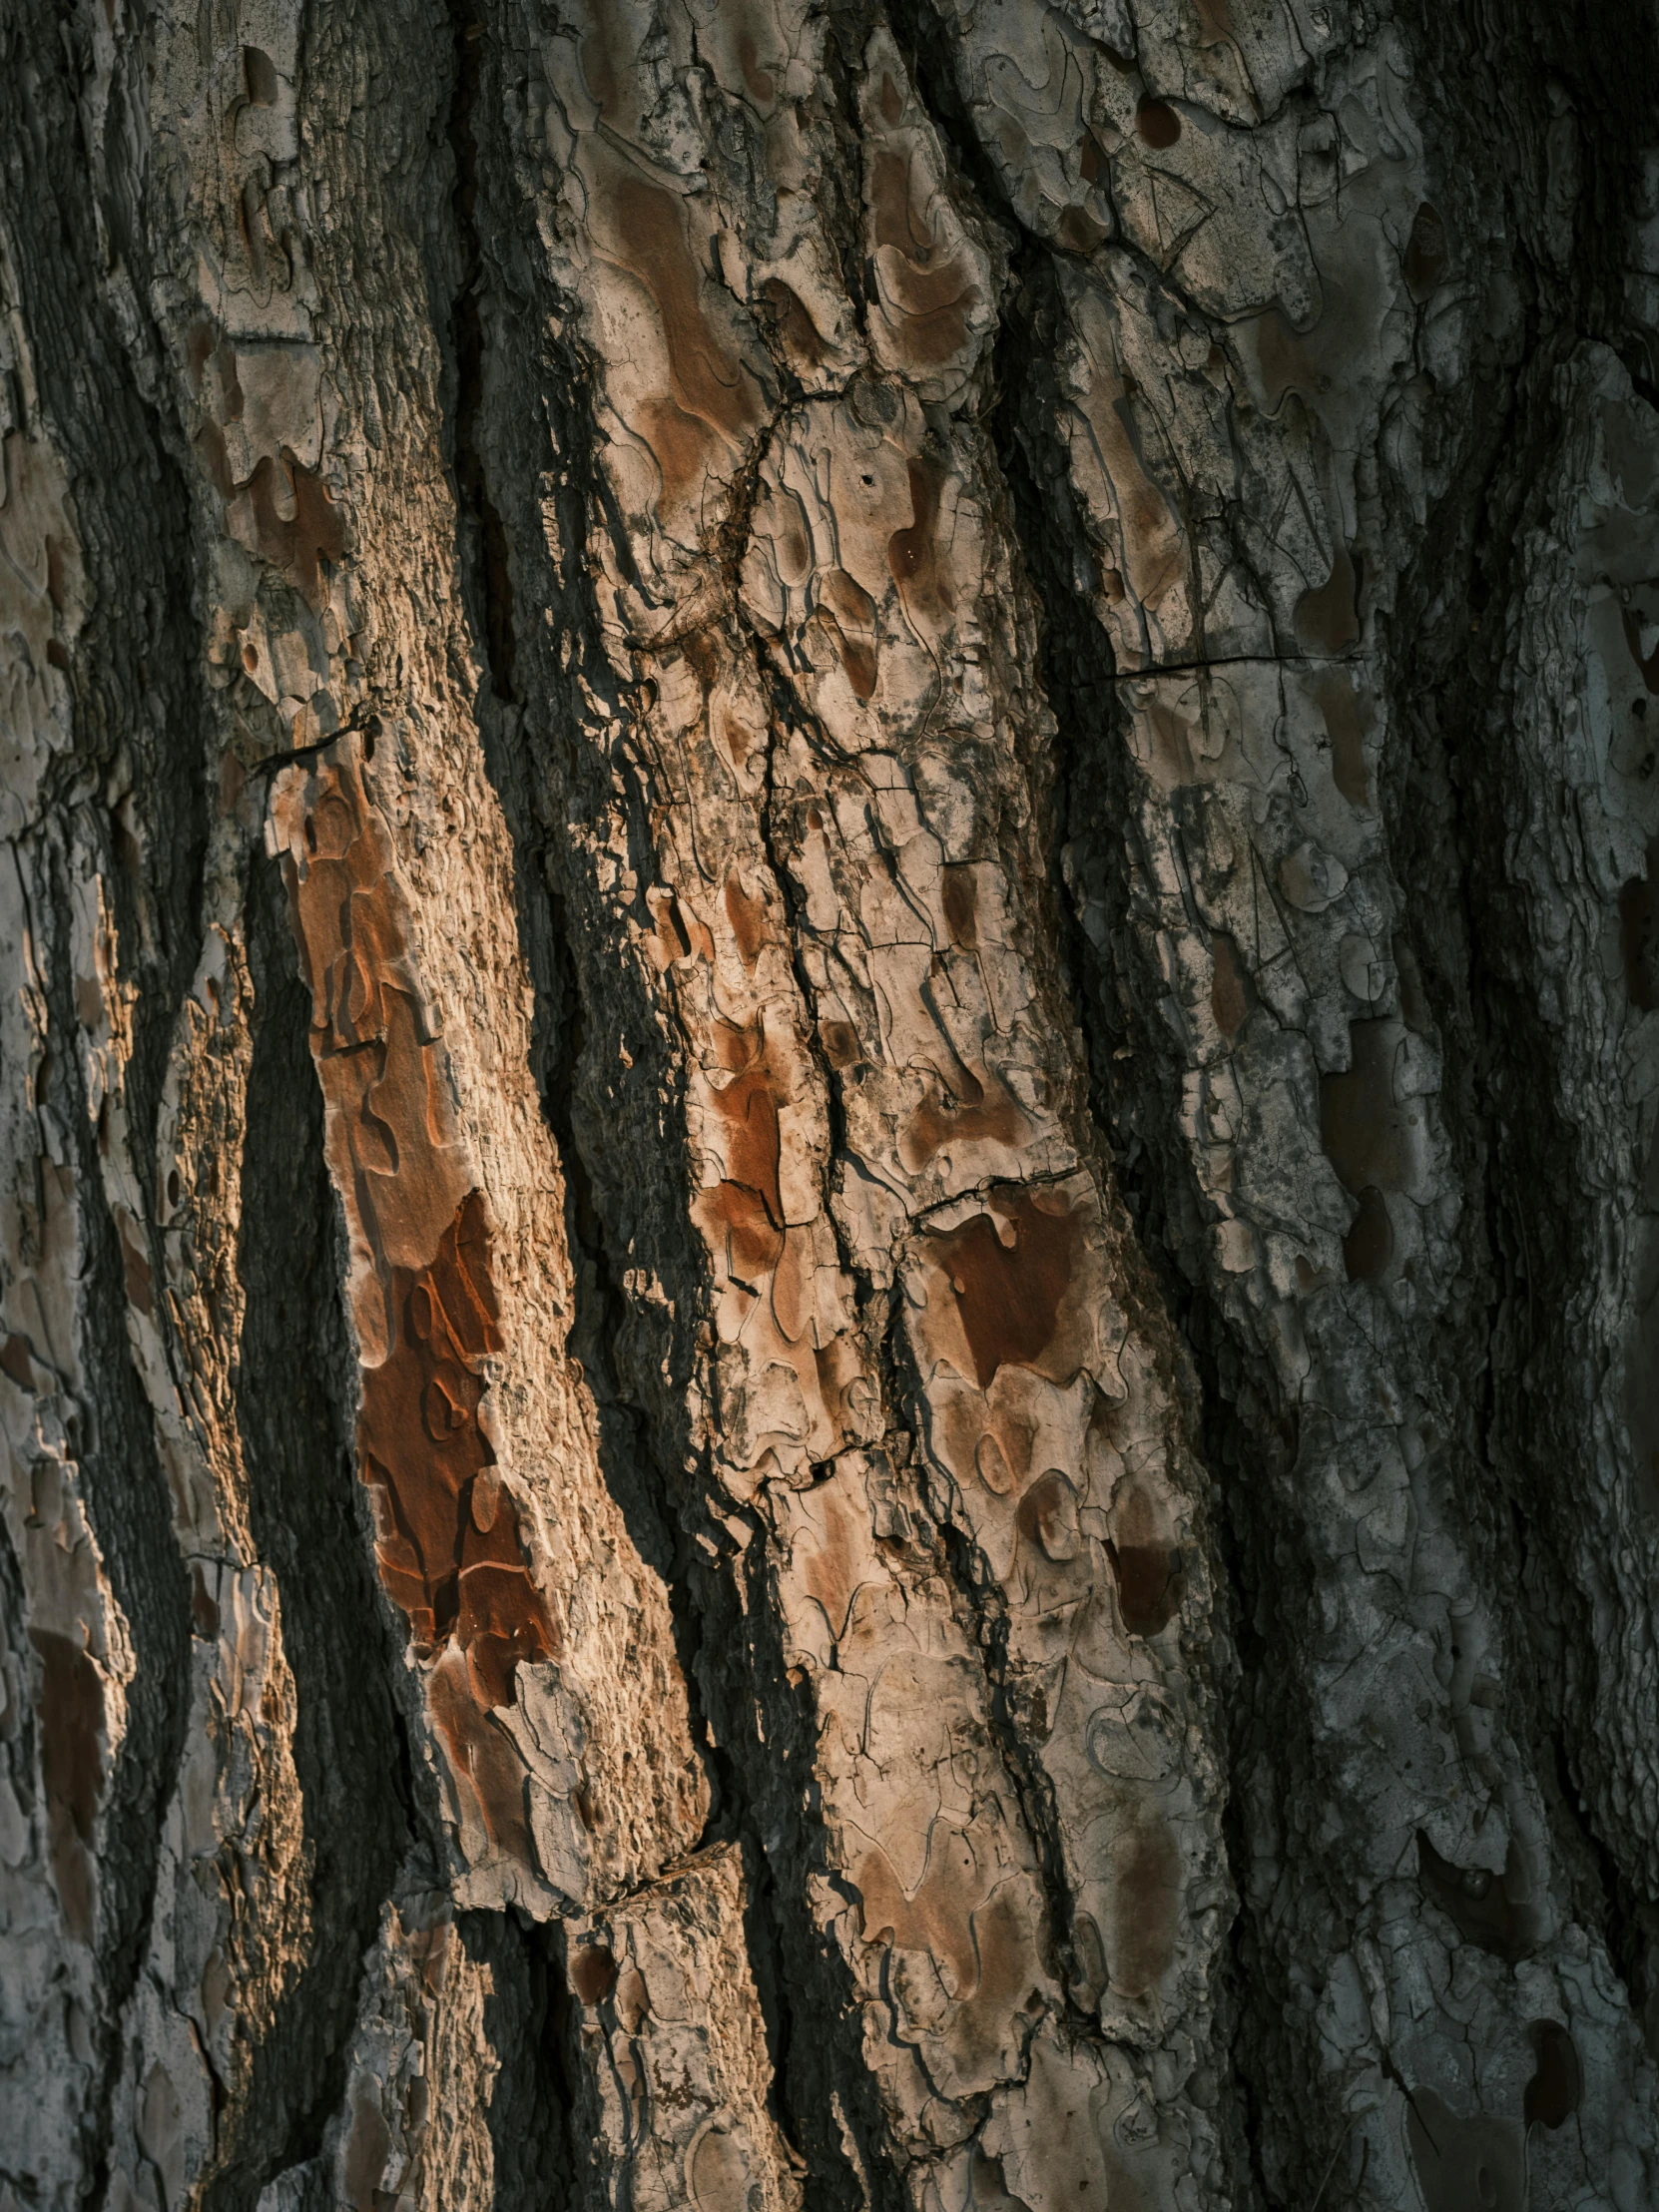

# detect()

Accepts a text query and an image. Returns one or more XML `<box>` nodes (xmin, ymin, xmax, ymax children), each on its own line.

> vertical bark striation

<box><xmin>6</xmin><ymin>2</ymin><xmax>1659</xmax><ymax>2210</ymax></box>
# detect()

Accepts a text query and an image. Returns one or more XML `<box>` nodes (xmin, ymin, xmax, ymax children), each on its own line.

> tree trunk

<box><xmin>3</xmin><ymin>0</ymin><xmax>1659</xmax><ymax>2206</ymax></box>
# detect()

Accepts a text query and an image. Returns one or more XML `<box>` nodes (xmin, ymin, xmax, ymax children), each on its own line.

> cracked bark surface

<box><xmin>4</xmin><ymin>1</ymin><xmax>1659</xmax><ymax>2208</ymax></box>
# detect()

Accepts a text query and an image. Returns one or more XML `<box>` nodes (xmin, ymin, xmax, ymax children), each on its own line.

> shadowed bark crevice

<box><xmin>213</xmin><ymin>853</ymin><xmax>416</xmax><ymax>2212</ymax></box>
<box><xmin>459</xmin><ymin>1912</ymin><xmax>575</xmax><ymax>2212</ymax></box>
<box><xmin>446</xmin><ymin>2</ymin><xmax>518</xmax><ymax>708</ymax></box>
<box><xmin>1382</xmin><ymin>0</ymin><xmax>1659</xmax><ymax>2059</ymax></box>
<box><xmin>40</xmin><ymin>830</ymin><xmax>196</xmax><ymax>2211</ymax></box>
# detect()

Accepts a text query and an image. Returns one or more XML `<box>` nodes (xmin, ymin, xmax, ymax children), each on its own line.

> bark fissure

<box><xmin>13</xmin><ymin>1</ymin><xmax>1659</xmax><ymax>2206</ymax></box>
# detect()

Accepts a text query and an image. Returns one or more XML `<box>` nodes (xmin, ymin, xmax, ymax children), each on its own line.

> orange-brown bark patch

<box><xmin>30</xmin><ymin>1628</ymin><xmax>102</xmax><ymax>1944</ymax></box>
<box><xmin>1110</xmin><ymin>1818</ymin><xmax>1180</xmax><ymax>1995</ymax></box>
<box><xmin>724</xmin><ymin>872</ymin><xmax>771</xmax><ymax>968</ymax></box>
<box><xmin>939</xmin><ymin>863</ymin><xmax>977</xmax><ymax>951</ymax></box>
<box><xmin>801</xmin><ymin>1483</ymin><xmax>866</xmax><ymax>1642</ymax></box>
<box><xmin>760</xmin><ymin>278</ymin><xmax>828</xmax><ymax>369</ymax></box>
<box><xmin>696</xmin><ymin>1180</ymin><xmax>785</xmax><ymax>1287</ymax></box>
<box><xmin>815</xmin><ymin>568</ymin><xmax>878</xmax><ymax>700</ymax></box>
<box><xmin>708</xmin><ymin>1029</ymin><xmax>786</xmax><ymax>1224</ymax></box>
<box><xmin>427</xmin><ymin>1645</ymin><xmax>534</xmax><ymax>1866</ymax></box>
<box><xmin>887</xmin><ymin>456</ymin><xmax>953</xmax><ymax>619</ymax></box>
<box><xmin>609</xmin><ymin>174</ymin><xmax>765</xmax><ymax>502</ymax></box>
<box><xmin>358</xmin><ymin>1192</ymin><xmax>554</xmax><ymax>1710</ymax></box>
<box><xmin>570</xmin><ymin>1942</ymin><xmax>618</xmax><ymax>2004</ymax></box>
<box><xmin>854</xmin><ymin>1840</ymin><xmax>1038</xmax><ymax>2076</ymax></box>
<box><xmin>1108</xmin><ymin>1480</ymin><xmax>1184</xmax><ymax>1633</ymax></box>
<box><xmin>899</xmin><ymin>1060</ymin><xmax>1027</xmax><ymax>1173</ymax></box>
<box><xmin>924</xmin><ymin>1189</ymin><xmax>1084</xmax><ymax>1387</ymax></box>
<box><xmin>871</xmin><ymin>153</ymin><xmax>979</xmax><ymax>368</ymax></box>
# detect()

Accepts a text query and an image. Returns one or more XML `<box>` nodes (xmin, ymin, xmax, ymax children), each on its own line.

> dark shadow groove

<box><xmin>209</xmin><ymin>852</ymin><xmax>414</xmax><ymax>2212</ymax></box>
<box><xmin>459</xmin><ymin>1910</ymin><xmax>574</xmax><ymax>2212</ymax></box>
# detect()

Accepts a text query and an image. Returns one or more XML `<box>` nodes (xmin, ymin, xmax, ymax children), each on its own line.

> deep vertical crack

<box><xmin>213</xmin><ymin>853</ymin><xmax>415</xmax><ymax>2212</ymax></box>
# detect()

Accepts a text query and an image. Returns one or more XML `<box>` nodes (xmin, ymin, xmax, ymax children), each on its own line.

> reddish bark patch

<box><xmin>815</xmin><ymin>567</ymin><xmax>878</xmax><ymax>699</ymax></box>
<box><xmin>282</xmin><ymin>751</ymin><xmax>547</xmax><ymax>1868</ymax></box>
<box><xmin>428</xmin><ymin>1645</ymin><xmax>535</xmax><ymax>1865</ymax></box>
<box><xmin>801</xmin><ymin>1483</ymin><xmax>865</xmax><ymax>1641</ymax></box>
<box><xmin>285</xmin><ymin>753</ymin><xmax>474</xmax><ymax>1275</ymax></box>
<box><xmin>343</xmin><ymin>2092</ymin><xmax>392</xmax><ymax>2212</ymax></box>
<box><xmin>708</xmin><ymin>1026</ymin><xmax>786</xmax><ymax>1226</ymax></box>
<box><xmin>358</xmin><ymin>1191</ymin><xmax>554</xmax><ymax>1710</ymax></box>
<box><xmin>610</xmin><ymin>175</ymin><xmax>764</xmax><ymax>502</ymax></box>
<box><xmin>1016</xmin><ymin>1471</ymin><xmax>1081</xmax><ymax>1562</ymax></box>
<box><xmin>30</xmin><ymin>1628</ymin><xmax>102</xmax><ymax>1944</ymax></box>
<box><xmin>119</xmin><ymin>1215</ymin><xmax>155</xmax><ymax>1317</ymax></box>
<box><xmin>1112</xmin><ymin>1819</ymin><xmax>1180</xmax><ymax>1996</ymax></box>
<box><xmin>190</xmin><ymin>1566</ymin><xmax>220</xmax><ymax>1639</ymax></box>
<box><xmin>899</xmin><ymin>1060</ymin><xmax>1027</xmax><ymax>1174</ymax></box>
<box><xmin>854</xmin><ymin>1840</ymin><xmax>1037</xmax><ymax>2079</ymax></box>
<box><xmin>820</xmin><ymin>1019</ymin><xmax>862</xmax><ymax>1069</ymax></box>
<box><xmin>1108</xmin><ymin>1540</ymin><xmax>1184</xmax><ymax>1635</ymax></box>
<box><xmin>759</xmin><ymin>277</ymin><xmax>828</xmax><ymax>369</ymax></box>
<box><xmin>887</xmin><ymin>456</ymin><xmax>953</xmax><ymax>619</ymax></box>
<box><xmin>926</xmin><ymin>1189</ymin><xmax>1083</xmax><ymax>1387</ymax></box>
<box><xmin>700</xmin><ymin>1179</ymin><xmax>785</xmax><ymax>1286</ymax></box>
<box><xmin>1320</xmin><ymin>1021</ymin><xmax>1412</xmax><ymax>1196</ymax></box>
<box><xmin>723</xmin><ymin>871</ymin><xmax>771</xmax><ymax>968</ymax></box>
<box><xmin>570</xmin><ymin>1941</ymin><xmax>618</xmax><ymax>2004</ymax></box>
<box><xmin>1108</xmin><ymin>1481</ymin><xmax>1184</xmax><ymax>1633</ymax></box>
<box><xmin>870</xmin><ymin>151</ymin><xmax>980</xmax><ymax>369</ymax></box>
<box><xmin>940</xmin><ymin>864</ymin><xmax>978</xmax><ymax>951</ymax></box>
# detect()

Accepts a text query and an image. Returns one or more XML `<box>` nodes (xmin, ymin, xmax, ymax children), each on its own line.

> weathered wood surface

<box><xmin>3</xmin><ymin>1</ymin><xmax>1659</xmax><ymax>2206</ymax></box>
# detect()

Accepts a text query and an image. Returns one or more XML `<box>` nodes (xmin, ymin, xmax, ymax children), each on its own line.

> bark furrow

<box><xmin>5</xmin><ymin>3</ymin><xmax>1659</xmax><ymax>2210</ymax></box>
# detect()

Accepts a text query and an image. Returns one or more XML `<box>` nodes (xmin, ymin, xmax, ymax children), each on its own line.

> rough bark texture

<box><xmin>4</xmin><ymin>0</ymin><xmax>1659</xmax><ymax>2207</ymax></box>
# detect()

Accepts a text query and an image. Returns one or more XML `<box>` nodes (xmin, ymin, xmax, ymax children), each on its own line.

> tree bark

<box><xmin>3</xmin><ymin>0</ymin><xmax>1659</xmax><ymax>2207</ymax></box>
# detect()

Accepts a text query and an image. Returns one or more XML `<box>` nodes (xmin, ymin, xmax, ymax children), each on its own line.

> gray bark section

<box><xmin>3</xmin><ymin>1</ymin><xmax>1659</xmax><ymax>2209</ymax></box>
